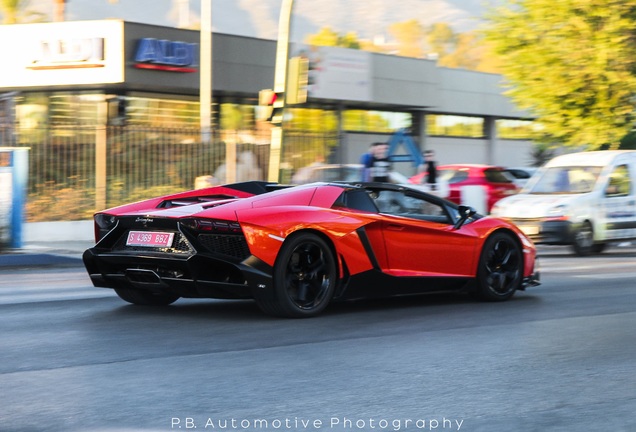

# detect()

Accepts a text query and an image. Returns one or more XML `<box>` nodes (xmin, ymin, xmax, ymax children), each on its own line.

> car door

<box><xmin>375</xmin><ymin>190</ymin><xmax>478</xmax><ymax>277</ymax></box>
<box><xmin>601</xmin><ymin>163</ymin><xmax>636</xmax><ymax>241</ymax></box>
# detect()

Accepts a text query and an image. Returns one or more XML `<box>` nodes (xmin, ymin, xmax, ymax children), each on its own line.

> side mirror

<box><xmin>453</xmin><ymin>205</ymin><xmax>477</xmax><ymax>230</ymax></box>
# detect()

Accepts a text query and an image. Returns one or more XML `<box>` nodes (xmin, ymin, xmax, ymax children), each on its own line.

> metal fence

<box><xmin>0</xmin><ymin>125</ymin><xmax>339</xmax><ymax>221</ymax></box>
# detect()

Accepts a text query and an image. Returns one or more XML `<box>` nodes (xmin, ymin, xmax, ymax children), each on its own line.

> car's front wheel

<box><xmin>473</xmin><ymin>231</ymin><xmax>523</xmax><ymax>301</ymax></box>
<box><xmin>114</xmin><ymin>288</ymin><xmax>179</xmax><ymax>306</ymax></box>
<box><xmin>572</xmin><ymin>222</ymin><xmax>594</xmax><ymax>256</ymax></box>
<box><xmin>256</xmin><ymin>233</ymin><xmax>337</xmax><ymax>318</ymax></box>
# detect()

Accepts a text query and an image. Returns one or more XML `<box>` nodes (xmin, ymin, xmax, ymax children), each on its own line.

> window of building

<box><xmin>126</xmin><ymin>96</ymin><xmax>202</xmax><ymax>128</ymax></box>
<box><xmin>15</xmin><ymin>92</ymin><xmax>105</xmax><ymax>127</ymax></box>
<box><xmin>286</xmin><ymin>108</ymin><xmax>338</xmax><ymax>132</ymax></box>
<box><xmin>496</xmin><ymin>119</ymin><xmax>538</xmax><ymax>139</ymax></box>
<box><xmin>220</xmin><ymin>103</ymin><xmax>256</xmax><ymax>130</ymax></box>
<box><xmin>427</xmin><ymin>115</ymin><xmax>484</xmax><ymax>138</ymax></box>
<box><xmin>343</xmin><ymin>110</ymin><xmax>411</xmax><ymax>132</ymax></box>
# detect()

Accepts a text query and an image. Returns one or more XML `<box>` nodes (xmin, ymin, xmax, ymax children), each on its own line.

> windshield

<box><xmin>484</xmin><ymin>168</ymin><xmax>515</xmax><ymax>183</ymax></box>
<box><xmin>527</xmin><ymin>166</ymin><xmax>602</xmax><ymax>194</ymax></box>
<box><xmin>438</xmin><ymin>169</ymin><xmax>468</xmax><ymax>184</ymax></box>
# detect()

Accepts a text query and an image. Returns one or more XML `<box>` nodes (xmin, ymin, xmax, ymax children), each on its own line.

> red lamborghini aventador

<box><xmin>83</xmin><ymin>181</ymin><xmax>540</xmax><ymax>317</ymax></box>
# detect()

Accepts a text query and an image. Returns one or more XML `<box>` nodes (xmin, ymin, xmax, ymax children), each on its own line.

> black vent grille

<box><xmin>198</xmin><ymin>234</ymin><xmax>251</xmax><ymax>260</ymax></box>
<box><xmin>112</xmin><ymin>232</ymin><xmax>193</xmax><ymax>255</ymax></box>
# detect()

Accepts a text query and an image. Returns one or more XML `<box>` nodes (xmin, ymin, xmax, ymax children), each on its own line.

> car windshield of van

<box><xmin>527</xmin><ymin>166</ymin><xmax>602</xmax><ymax>194</ymax></box>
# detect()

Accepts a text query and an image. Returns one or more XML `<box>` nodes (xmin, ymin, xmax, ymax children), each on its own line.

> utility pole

<box><xmin>200</xmin><ymin>0</ymin><xmax>212</xmax><ymax>145</ymax></box>
<box><xmin>267</xmin><ymin>0</ymin><xmax>294</xmax><ymax>182</ymax></box>
<box><xmin>53</xmin><ymin>0</ymin><xmax>65</xmax><ymax>21</ymax></box>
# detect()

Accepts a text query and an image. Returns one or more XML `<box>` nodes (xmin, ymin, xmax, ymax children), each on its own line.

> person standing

<box><xmin>359</xmin><ymin>144</ymin><xmax>374</xmax><ymax>181</ymax></box>
<box><xmin>420</xmin><ymin>149</ymin><xmax>438</xmax><ymax>190</ymax></box>
<box><xmin>365</xmin><ymin>142</ymin><xmax>391</xmax><ymax>182</ymax></box>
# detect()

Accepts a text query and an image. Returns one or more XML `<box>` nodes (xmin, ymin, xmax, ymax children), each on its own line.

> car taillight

<box><xmin>94</xmin><ymin>213</ymin><xmax>117</xmax><ymax>241</ymax></box>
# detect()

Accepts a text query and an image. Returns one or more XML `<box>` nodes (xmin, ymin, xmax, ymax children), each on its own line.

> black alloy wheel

<box><xmin>473</xmin><ymin>231</ymin><xmax>523</xmax><ymax>301</ymax></box>
<box><xmin>258</xmin><ymin>233</ymin><xmax>337</xmax><ymax>318</ymax></box>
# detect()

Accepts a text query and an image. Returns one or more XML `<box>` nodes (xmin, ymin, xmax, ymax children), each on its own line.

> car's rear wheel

<box><xmin>256</xmin><ymin>233</ymin><xmax>337</xmax><ymax>318</ymax></box>
<box><xmin>114</xmin><ymin>288</ymin><xmax>179</xmax><ymax>306</ymax></box>
<box><xmin>473</xmin><ymin>231</ymin><xmax>523</xmax><ymax>301</ymax></box>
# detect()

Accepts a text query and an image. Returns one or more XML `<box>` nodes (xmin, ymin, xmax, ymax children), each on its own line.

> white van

<box><xmin>491</xmin><ymin>150</ymin><xmax>636</xmax><ymax>255</ymax></box>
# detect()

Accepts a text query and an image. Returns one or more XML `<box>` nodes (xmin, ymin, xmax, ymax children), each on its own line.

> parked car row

<box><xmin>408</xmin><ymin>164</ymin><xmax>522</xmax><ymax>213</ymax></box>
<box><xmin>291</xmin><ymin>162</ymin><xmax>538</xmax><ymax>214</ymax></box>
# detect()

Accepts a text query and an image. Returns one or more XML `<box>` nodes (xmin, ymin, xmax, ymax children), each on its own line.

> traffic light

<box><xmin>258</xmin><ymin>89</ymin><xmax>285</xmax><ymax>125</ymax></box>
<box><xmin>287</xmin><ymin>56</ymin><xmax>309</xmax><ymax>105</ymax></box>
<box><xmin>258</xmin><ymin>89</ymin><xmax>276</xmax><ymax>106</ymax></box>
<box><xmin>259</xmin><ymin>89</ymin><xmax>285</xmax><ymax>125</ymax></box>
<box><xmin>268</xmin><ymin>91</ymin><xmax>285</xmax><ymax>125</ymax></box>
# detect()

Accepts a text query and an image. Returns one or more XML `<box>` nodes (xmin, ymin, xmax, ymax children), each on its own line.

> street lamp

<box><xmin>267</xmin><ymin>0</ymin><xmax>294</xmax><ymax>182</ymax></box>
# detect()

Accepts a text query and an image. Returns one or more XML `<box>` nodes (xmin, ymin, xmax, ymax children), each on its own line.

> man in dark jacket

<box><xmin>422</xmin><ymin>149</ymin><xmax>438</xmax><ymax>190</ymax></box>
<box><xmin>364</xmin><ymin>142</ymin><xmax>391</xmax><ymax>182</ymax></box>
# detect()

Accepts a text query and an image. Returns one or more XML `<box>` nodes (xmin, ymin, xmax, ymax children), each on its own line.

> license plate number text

<box><xmin>126</xmin><ymin>231</ymin><xmax>175</xmax><ymax>247</ymax></box>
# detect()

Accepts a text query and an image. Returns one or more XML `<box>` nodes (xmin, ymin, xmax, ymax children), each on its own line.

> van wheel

<box><xmin>591</xmin><ymin>243</ymin><xmax>607</xmax><ymax>254</ymax></box>
<box><xmin>572</xmin><ymin>222</ymin><xmax>594</xmax><ymax>256</ymax></box>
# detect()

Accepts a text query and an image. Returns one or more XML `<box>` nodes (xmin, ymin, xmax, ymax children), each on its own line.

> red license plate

<box><xmin>126</xmin><ymin>231</ymin><xmax>175</xmax><ymax>248</ymax></box>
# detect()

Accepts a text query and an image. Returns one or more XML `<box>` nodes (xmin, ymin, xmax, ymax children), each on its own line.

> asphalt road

<box><xmin>1</xmin><ymin>246</ymin><xmax>635</xmax><ymax>432</ymax></box>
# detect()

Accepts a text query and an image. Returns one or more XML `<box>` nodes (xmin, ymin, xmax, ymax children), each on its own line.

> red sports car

<box><xmin>83</xmin><ymin>181</ymin><xmax>540</xmax><ymax>317</ymax></box>
<box><xmin>409</xmin><ymin>164</ymin><xmax>519</xmax><ymax>213</ymax></box>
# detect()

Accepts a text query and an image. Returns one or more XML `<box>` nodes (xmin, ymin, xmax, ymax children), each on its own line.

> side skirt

<box><xmin>334</xmin><ymin>269</ymin><xmax>471</xmax><ymax>301</ymax></box>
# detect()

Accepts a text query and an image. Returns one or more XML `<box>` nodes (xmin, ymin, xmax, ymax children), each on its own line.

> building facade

<box><xmin>0</xmin><ymin>20</ymin><xmax>536</xmax><ymax>221</ymax></box>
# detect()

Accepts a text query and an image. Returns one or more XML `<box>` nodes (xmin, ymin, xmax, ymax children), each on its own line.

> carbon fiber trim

<box><xmin>197</xmin><ymin>234</ymin><xmax>251</xmax><ymax>260</ymax></box>
<box><xmin>355</xmin><ymin>227</ymin><xmax>380</xmax><ymax>270</ymax></box>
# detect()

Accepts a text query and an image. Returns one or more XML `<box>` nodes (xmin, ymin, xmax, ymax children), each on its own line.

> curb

<box><xmin>0</xmin><ymin>253</ymin><xmax>84</xmax><ymax>268</ymax></box>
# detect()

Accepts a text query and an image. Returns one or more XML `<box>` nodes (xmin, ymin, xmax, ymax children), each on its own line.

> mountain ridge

<box><xmin>51</xmin><ymin>0</ymin><xmax>486</xmax><ymax>42</ymax></box>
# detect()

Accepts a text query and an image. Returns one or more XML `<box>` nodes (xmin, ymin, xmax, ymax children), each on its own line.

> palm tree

<box><xmin>1</xmin><ymin>0</ymin><xmax>26</xmax><ymax>23</ymax></box>
<box><xmin>52</xmin><ymin>0</ymin><xmax>119</xmax><ymax>21</ymax></box>
<box><xmin>1</xmin><ymin>0</ymin><xmax>46</xmax><ymax>23</ymax></box>
<box><xmin>52</xmin><ymin>0</ymin><xmax>63</xmax><ymax>21</ymax></box>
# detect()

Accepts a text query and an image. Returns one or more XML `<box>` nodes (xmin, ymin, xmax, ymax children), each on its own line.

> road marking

<box><xmin>574</xmin><ymin>272</ymin><xmax>636</xmax><ymax>280</ymax></box>
<box><xmin>0</xmin><ymin>270</ymin><xmax>113</xmax><ymax>305</ymax></box>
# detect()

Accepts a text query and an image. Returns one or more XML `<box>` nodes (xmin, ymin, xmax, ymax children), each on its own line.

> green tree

<box><xmin>305</xmin><ymin>26</ymin><xmax>361</xmax><ymax>49</ymax></box>
<box><xmin>439</xmin><ymin>32</ymin><xmax>484</xmax><ymax>70</ymax></box>
<box><xmin>388</xmin><ymin>19</ymin><xmax>425</xmax><ymax>58</ymax></box>
<box><xmin>426</xmin><ymin>22</ymin><xmax>456</xmax><ymax>59</ymax></box>
<box><xmin>483</xmin><ymin>0</ymin><xmax>636</xmax><ymax>150</ymax></box>
<box><xmin>337</xmin><ymin>31</ymin><xmax>361</xmax><ymax>50</ymax></box>
<box><xmin>306</xmin><ymin>26</ymin><xmax>339</xmax><ymax>47</ymax></box>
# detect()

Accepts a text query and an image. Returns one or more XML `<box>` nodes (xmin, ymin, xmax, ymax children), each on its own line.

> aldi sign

<box><xmin>134</xmin><ymin>38</ymin><xmax>198</xmax><ymax>72</ymax></box>
<box><xmin>28</xmin><ymin>37</ymin><xmax>105</xmax><ymax>70</ymax></box>
<box><xmin>0</xmin><ymin>20</ymin><xmax>124</xmax><ymax>87</ymax></box>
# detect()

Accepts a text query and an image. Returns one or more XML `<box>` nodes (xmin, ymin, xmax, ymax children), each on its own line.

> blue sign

<box><xmin>0</xmin><ymin>148</ymin><xmax>29</xmax><ymax>249</ymax></box>
<box><xmin>134</xmin><ymin>38</ymin><xmax>198</xmax><ymax>72</ymax></box>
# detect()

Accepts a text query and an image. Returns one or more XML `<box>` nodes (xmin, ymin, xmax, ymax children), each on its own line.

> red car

<box><xmin>410</xmin><ymin>164</ymin><xmax>519</xmax><ymax>213</ymax></box>
<box><xmin>83</xmin><ymin>181</ymin><xmax>539</xmax><ymax>317</ymax></box>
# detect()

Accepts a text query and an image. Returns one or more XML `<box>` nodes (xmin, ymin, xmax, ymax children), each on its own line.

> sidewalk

<box><xmin>0</xmin><ymin>241</ymin><xmax>93</xmax><ymax>268</ymax></box>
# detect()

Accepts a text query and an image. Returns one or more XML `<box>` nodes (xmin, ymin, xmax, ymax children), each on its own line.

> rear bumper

<box><xmin>83</xmin><ymin>248</ymin><xmax>273</xmax><ymax>300</ymax></box>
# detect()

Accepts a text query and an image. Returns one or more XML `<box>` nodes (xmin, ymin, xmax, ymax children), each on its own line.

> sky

<box><xmin>20</xmin><ymin>0</ymin><xmax>487</xmax><ymax>42</ymax></box>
